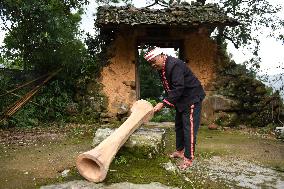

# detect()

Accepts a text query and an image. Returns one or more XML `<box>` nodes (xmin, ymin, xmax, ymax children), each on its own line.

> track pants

<box><xmin>175</xmin><ymin>101</ymin><xmax>202</xmax><ymax>160</ymax></box>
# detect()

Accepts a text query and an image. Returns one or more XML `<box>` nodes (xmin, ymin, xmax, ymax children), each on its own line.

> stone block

<box><xmin>92</xmin><ymin>127</ymin><xmax>166</xmax><ymax>157</ymax></box>
<box><xmin>275</xmin><ymin>127</ymin><xmax>284</xmax><ymax>139</ymax></box>
<box><xmin>202</xmin><ymin>94</ymin><xmax>240</xmax><ymax>124</ymax></box>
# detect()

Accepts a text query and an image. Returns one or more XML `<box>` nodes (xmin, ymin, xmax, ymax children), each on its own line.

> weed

<box><xmin>114</xmin><ymin>155</ymin><xmax>128</xmax><ymax>165</ymax></box>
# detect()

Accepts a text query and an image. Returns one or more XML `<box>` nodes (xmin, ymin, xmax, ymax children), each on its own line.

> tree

<box><xmin>146</xmin><ymin>0</ymin><xmax>283</xmax><ymax>68</ymax></box>
<box><xmin>146</xmin><ymin>0</ymin><xmax>284</xmax><ymax>98</ymax></box>
<box><xmin>0</xmin><ymin>0</ymin><xmax>102</xmax><ymax>127</ymax></box>
<box><xmin>0</xmin><ymin>0</ymin><xmax>89</xmax><ymax>72</ymax></box>
<box><xmin>211</xmin><ymin>0</ymin><xmax>283</xmax><ymax>101</ymax></box>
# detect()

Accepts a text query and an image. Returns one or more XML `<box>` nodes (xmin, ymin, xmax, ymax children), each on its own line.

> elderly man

<box><xmin>144</xmin><ymin>47</ymin><xmax>205</xmax><ymax>170</ymax></box>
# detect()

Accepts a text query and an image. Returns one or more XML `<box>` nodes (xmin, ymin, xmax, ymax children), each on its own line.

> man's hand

<box><xmin>153</xmin><ymin>102</ymin><xmax>164</xmax><ymax>113</ymax></box>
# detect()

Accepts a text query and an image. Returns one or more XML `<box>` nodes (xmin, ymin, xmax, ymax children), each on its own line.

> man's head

<box><xmin>144</xmin><ymin>47</ymin><xmax>166</xmax><ymax>70</ymax></box>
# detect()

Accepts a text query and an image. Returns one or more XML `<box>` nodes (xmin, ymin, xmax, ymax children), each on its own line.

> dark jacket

<box><xmin>159</xmin><ymin>56</ymin><xmax>205</xmax><ymax>112</ymax></box>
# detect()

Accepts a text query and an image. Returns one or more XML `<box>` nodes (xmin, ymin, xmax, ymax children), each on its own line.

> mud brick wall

<box><xmin>100</xmin><ymin>29</ymin><xmax>137</xmax><ymax>116</ymax></box>
<box><xmin>99</xmin><ymin>27</ymin><xmax>218</xmax><ymax>115</ymax></box>
<box><xmin>183</xmin><ymin>30</ymin><xmax>218</xmax><ymax>91</ymax></box>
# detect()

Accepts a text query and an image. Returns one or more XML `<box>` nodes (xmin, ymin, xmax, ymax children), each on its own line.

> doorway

<box><xmin>136</xmin><ymin>42</ymin><xmax>183</xmax><ymax>100</ymax></box>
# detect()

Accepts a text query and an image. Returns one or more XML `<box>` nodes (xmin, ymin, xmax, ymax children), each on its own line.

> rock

<box><xmin>40</xmin><ymin>181</ymin><xmax>179</xmax><ymax>189</ymax></box>
<box><xmin>121</xmin><ymin>116</ymin><xmax>128</xmax><ymax>123</ymax></box>
<box><xmin>208</xmin><ymin>123</ymin><xmax>218</xmax><ymax>130</ymax></box>
<box><xmin>61</xmin><ymin>169</ymin><xmax>70</xmax><ymax>177</ymax></box>
<box><xmin>117</xmin><ymin>103</ymin><xmax>129</xmax><ymax>115</ymax></box>
<box><xmin>122</xmin><ymin>80</ymin><xmax>136</xmax><ymax>89</ymax></box>
<box><xmin>238</xmin><ymin>124</ymin><xmax>247</xmax><ymax>130</ymax></box>
<box><xmin>128</xmin><ymin>90</ymin><xmax>136</xmax><ymax>102</ymax></box>
<box><xmin>161</xmin><ymin>161</ymin><xmax>178</xmax><ymax>173</ymax></box>
<box><xmin>206</xmin><ymin>95</ymin><xmax>239</xmax><ymax>111</ymax></box>
<box><xmin>93</xmin><ymin>128</ymin><xmax>114</xmax><ymax>145</ymax></box>
<box><xmin>86</xmin><ymin>96</ymin><xmax>102</xmax><ymax>112</ymax></box>
<box><xmin>203</xmin><ymin>156</ymin><xmax>284</xmax><ymax>188</ymax></box>
<box><xmin>111</xmin><ymin>101</ymin><xmax>130</xmax><ymax>115</ymax></box>
<box><xmin>214</xmin><ymin>112</ymin><xmax>238</xmax><ymax>127</ymax></box>
<box><xmin>202</xmin><ymin>95</ymin><xmax>239</xmax><ymax>123</ymax></box>
<box><xmin>275</xmin><ymin>127</ymin><xmax>284</xmax><ymax>139</ymax></box>
<box><xmin>223</xmin><ymin>127</ymin><xmax>231</xmax><ymax>131</ymax></box>
<box><xmin>40</xmin><ymin>180</ymin><xmax>103</xmax><ymax>189</ymax></box>
<box><xmin>92</xmin><ymin>127</ymin><xmax>166</xmax><ymax>157</ymax></box>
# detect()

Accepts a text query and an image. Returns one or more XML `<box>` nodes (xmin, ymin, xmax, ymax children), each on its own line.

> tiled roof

<box><xmin>96</xmin><ymin>2</ymin><xmax>239</xmax><ymax>28</ymax></box>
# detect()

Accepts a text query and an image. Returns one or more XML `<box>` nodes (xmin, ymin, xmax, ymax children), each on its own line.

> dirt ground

<box><xmin>0</xmin><ymin>124</ymin><xmax>95</xmax><ymax>189</ymax></box>
<box><xmin>0</xmin><ymin>123</ymin><xmax>283</xmax><ymax>189</ymax></box>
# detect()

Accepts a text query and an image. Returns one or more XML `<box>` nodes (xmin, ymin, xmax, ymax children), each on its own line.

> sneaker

<box><xmin>169</xmin><ymin>149</ymin><xmax>184</xmax><ymax>159</ymax></box>
<box><xmin>178</xmin><ymin>157</ymin><xmax>193</xmax><ymax>170</ymax></box>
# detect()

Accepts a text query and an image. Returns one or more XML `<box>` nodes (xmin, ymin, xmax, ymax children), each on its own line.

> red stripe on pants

<box><xmin>190</xmin><ymin>104</ymin><xmax>195</xmax><ymax>159</ymax></box>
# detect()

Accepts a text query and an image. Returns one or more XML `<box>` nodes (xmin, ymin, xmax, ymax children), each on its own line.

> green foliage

<box><xmin>220</xmin><ymin>0</ymin><xmax>283</xmax><ymax>44</ymax></box>
<box><xmin>0</xmin><ymin>58</ymin><xmax>103</xmax><ymax>128</ymax></box>
<box><xmin>0</xmin><ymin>0</ymin><xmax>106</xmax><ymax>127</ymax></box>
<box><xmin>146</xmin><ymin>98</ymin><xmax>175</xmax><ymax>122</ymax></box>
<box><xmin>258</xmin><ymin>123</ymin><xmax>278</xmax><ymax>134</ymax></box>
<box><xmin>135</xmin><ymin>0</ymin><xmax>283</xmax><ymax>97</ymax></box>
<box><xmin>0</xmin><ymin>0</ymin><xmax>89</xmax><ymax>72</ymax></box>
<box><xmin>213</xmin><ymin>112</ymin><xmax>238</xmax><ymax>128</ymax></box>
<box><xmin>84</xmin><ymin>29</ymin><xmax>117</xmax><ymax>77</ymax></box>
<box><xmin>213</xmin><ymin>0</ymin><xmax>283</xmax><ymax>71</ymax></box>
<box><xmin>147</xmin><ymin>98</ymin><xmax>158</xmax><ymax>107</ymax></box>
<box><xmin>139</xmin><ymin>49</ymin><xmax>163</xmax><ymax>100</ymax></box>
<box><xmin>215</xmin><ymin>49</ymin><xmax>284</xmax><ymax>127</ymax></box>
<box><xmin>0</xmin><ymin>74</ymin><xmax>73</xmax><ymax>127</ymax></box>
<box><xmin>34</xmin><ymin>80</ymin><xmax>73</xmax><ymax>121</ymax></box>
<box><xmin>7</xmin><ymin>104</ymin><xmax>39</xmax><ymax>128</ymax></box>
<box><xmin>114</xmin><ymin>155</ymin><xmax>128</xmax><ymax>165</ymax></box>
<box><xmin>0</xmin><ymin>70</ymin><xmax>20</xmax><ymax>120</ymax></box>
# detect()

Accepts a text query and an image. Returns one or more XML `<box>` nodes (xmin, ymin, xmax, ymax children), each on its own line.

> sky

<box><xmin>1</xmin><ymin>0</ymin><xmax>283</xmax><ymax>76</ymax></box>
<box><xmin>79</xmin><ymin>0</ymin><xmax>284</xmax><ymax>76</ymax></box>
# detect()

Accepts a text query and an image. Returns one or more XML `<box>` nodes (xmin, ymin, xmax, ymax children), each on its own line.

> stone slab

<box><xmin>40</xmin><ymin>181</ymin><xmax>179</xmax><ymax>189</ymax></box>
<box><xmin>92</xmin><ymin>127</ymin><xmax>166</xmax><ymax>157</ymax></box>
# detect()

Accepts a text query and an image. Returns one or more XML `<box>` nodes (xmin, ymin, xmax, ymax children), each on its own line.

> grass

<box><xmin>0</xmin><ymin>124</ymin><xmax>283</xmax><ymax>189</ymax></box>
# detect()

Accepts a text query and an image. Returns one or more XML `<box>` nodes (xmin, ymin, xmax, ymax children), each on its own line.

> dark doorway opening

<box><xmin>136</xmin><ymin>41</ymin><xmax>183</xmax><ymax>100</ymax></box>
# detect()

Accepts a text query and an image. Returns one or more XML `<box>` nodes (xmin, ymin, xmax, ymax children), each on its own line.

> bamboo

<box><xmin>0</xmin><ymin>72</ymin><xmax>50</xmax><ymax>98</ymax></box>
<box><xmin>0</xmin><ymin>69</ymin><xmax>61</xmax><ymax>121</ymax></box>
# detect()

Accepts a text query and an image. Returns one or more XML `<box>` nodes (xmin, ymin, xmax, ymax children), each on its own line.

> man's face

<box><xmin>149</xmin><ymin>55</ymin><xmax>163</xmax><ymax>70</ymax></box>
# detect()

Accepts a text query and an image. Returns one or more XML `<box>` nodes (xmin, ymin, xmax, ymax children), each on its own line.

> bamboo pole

<box><xmin>0</xmin><ymin>72</ymin><xmax>50</xmax><ymax>98</ymax></box>
<box><xmin>0</xmin><ymin>69</ymin><xmax>61</xmax><ymax>122</ymax></box>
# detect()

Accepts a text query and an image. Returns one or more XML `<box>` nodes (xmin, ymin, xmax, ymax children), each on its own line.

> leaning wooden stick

<box><xmin>76</xmin><ymin>100</ymin><xmax>154</xmax><ymax>182</ymax></box>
